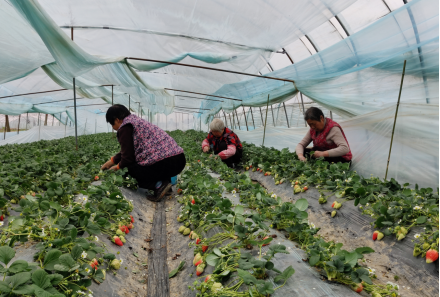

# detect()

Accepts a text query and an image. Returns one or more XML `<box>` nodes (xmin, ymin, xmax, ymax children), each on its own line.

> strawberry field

<box><xmin>0</xmin><ymin>130</ymin><xmax>438</xmax><ymax>297</ymax></box>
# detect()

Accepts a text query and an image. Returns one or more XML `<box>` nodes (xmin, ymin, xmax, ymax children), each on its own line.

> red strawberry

<box><xmin>195</xmin><ymin>259</ymin><xmax>203</xmax><ymax>266</ymax></box>
<box><xmin>204</xmin><ymin>275</ymin><xmax>211</xmax><ymax>283</ymax></box>
<box><xmin>249</xmin><ymin>165</ymin><xmax>253</xmax><ymax>168</ymax></box>
<box><xmin>295</xmin><ymin>181</ymin><xmax>299</xmax><ymax>185</ymax></box>
<box><xmin>94</xmin><ymin>176</ymin><xmax>99</xmax><ymax>181</ymax></box>
<box><xmin>257</xmin><ymin>168</ymin><xmax>260</xmax><ymax>171</ymax></box>
<box><xmin>113</xmin><ymin>236</ymin><xmax>123</xmax><ymax>246</ymax></box>
<box><xmin>202</xmin><ymin>245</ymin><xmax>209</xmax><ymax>253</ymax></box>
<box><xmin>331</xmin><ymin>202</ymin><xmax>336</xmax><ymax>208</ymax></box>
<box><xmin>90</xmin><ymin>262</ymin><xmax>97</xmax><ymax>270</ymax></box>
<box><xmin>0</xmin><ymin>215</ymin><xmax>3</xmax><ymax>221</ymax></box>
<box><xmin>177</xmin><ymin>189</ymin><xmax>182</xmax><ymax>194</ymax></box>
<box><xmin>352</xmin><ymin>283</ymin><xmax>363</xmax><ymax>293</ymax></box>
<box><xmin>130</xmin><ymin>215</ymin><xmax>134</xmax><ymax>223</ymax></box>
<box><xmin>191</xmin><ymin>198</ymin><xmax>195</xmax><ymax>205</ymax></box>
<box><xmin>198</xmin><ymin>160</ymin><xmax>200</xmax><ymax>162</ymax></box>
<box><xmin>93</xmin><ymin>258</ymin><xmax>98</xmax><ymax>266</ymax></box>
<box><xmin>264</xmin><ymin>173</ymin><xmax>268</xmax><ymax>176</ymax></box>
<box><xmin>196</xmin><ymin>238</ymin><xmax>201</xmax><ymax>245</ymax></box>
<box><xmin>303</xmin><ymin>186</ymin><xmax>308</xmax><ymax>191</ymax></box>
<box><xmin>127</xmin><ymin>223</ymin><xmax>134</xmax><ymax>230</ymax></box>
<box><xmin>426</xmin><ymin>249</ymin><xmax>439</xmax><ymax>263</ymax></box>
<box><xmin>372</xmin><ymin>230</ymin><xmax>379</xmax><ymax>241</ymax></box>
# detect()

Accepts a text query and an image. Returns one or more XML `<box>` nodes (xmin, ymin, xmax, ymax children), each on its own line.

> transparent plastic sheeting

<box><xmin>200</xmin><ymin>0</ymin><xmax>439</xmax><ymax>122</ymax></box>
<box><xmin>234</xmin><ymin>103</ymin><xmax>439</xmax><ymax>189</ymax></box>
<box><xmin>0</xmin><ymin>0</ymin><xmax>359</xmax><ymax>117</ymax></box>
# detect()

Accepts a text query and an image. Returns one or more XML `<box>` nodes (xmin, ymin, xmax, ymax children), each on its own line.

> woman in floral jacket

<box><xmin>101</xmin><ymin>105</ymin><xmax>186</xmax><ymax>201</ymax></box>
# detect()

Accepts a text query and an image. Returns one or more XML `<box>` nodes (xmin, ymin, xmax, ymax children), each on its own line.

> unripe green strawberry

<box><xmin>116</xmin><ymin>229</ymin><xmax>124</xmax><ymax>236</ymax></box>
<box><xmin>102</xmin><ymin>269</ymin><xmax>106</xmax><ymax>280</ymax></box>
<box><xmin>275</xmin><ymin>181</ymin><xmax>279</xmax><ymax>185</ymax></box>
<box><xmin>199</xmin><ymin>220</ymin><xmax>205</xmax><ymax>227</ymax></box>
<box><xmin>400</xmin><ymin>227</ymin><xmax>408</xmax><ymax>235</ymax></box>
<box><xmin>334</xmin><ymin>202</ymin><xmax>342</xmax><ymax>209</ymax></box>
<box><xmin>423</xmin><ymin>242</ymin><xmax>430</xmax><ymax>250</ymax></box>
<box><xmin>413</xmin><ymin>247</ymin><xmax>422</xmax><ymax>257</ymax></box>
<box><xmin>397</xmin><ymin>233</ymin><xmax>406</xmax><ymax>241</ymax></box>
<box><xmin>331</xmin><ymin>211</ymin><xmax>336</xmax><ymax>217</ymax></box>
<box><xmin>318</xmin><ymin>197</ymin><xmax>327</xmax><ymax>204</ymax></box>
<box><xmin>377</xmin><ymin>232</ymin><xmax>384</xmax><ymax>241</ymax></box>
<box><xmin>178</xmin><ymin>226</ymin><xmax>185</xmax><ymax>233</ymax></box>
<box><xmin>372</xmin><ymin>292</ymin><xmax>382</xmax><ymax>297</ymax></box>
<box><xmin>177</xmin><ymin>216</ymin><xmax>183</xmax><ymax>222</ymax></box>
<box><xmin>183</xmin><ymin>228</ymin><xmax>191</xmax><ymax>235</ymax></box>
<box><xmin>212</xmin><ymin>282</ymin><xmax>222</xmax><ymax>293</ymax></box>
<box><xmin>199</xmin><ymin>263</ymin><xmax>206</xmax><ymax>269</ymax></box>
<box><xmin>431</xmin><ymin>242</ymin><xmax>437</xmax><ymax>249</ymax></box>
<box><xmin>184</xmin><ymin>221</ymin><xmax>190</xmax><ymax>227</ymax></box>
<box><xmin>119</xmin><ymin>236</ymin><xmax>126</xmax><ymax>243</ymax></box>
<box><xmin>191</xmin><ymin>232</ymin><xmax>199</xmax><ymax>240</ymax></box>
<box><xmin>110</xmin><ymin>259</ymin><xmax>121</xmax><ymax>270</ymax></box>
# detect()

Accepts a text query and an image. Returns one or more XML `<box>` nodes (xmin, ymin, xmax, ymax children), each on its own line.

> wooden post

<box><xmin>262</xmin><ymin>95</ymin><xmax>270</xmax><ymax>146</ymax></box>
<box><xmin>330</xmin><ymin>110</ymin><xmax>333</xmax><ymax>120</ymax></box>
<box><xmin>259</xmin><ymin>107</ymin><xmax>264</xmax><ymax>127</ymax></box>
<box><xmin>228</xmin><ymin>113</ymin><xmax>233</xmax><ymax>129</ymax></box>
<box><xmin>5</xmin><ymin>115</ymin><xmax>10</xmax><ymax>132</ymax></box>
<box><xmin>222</xmin><ymin>110</ymin><xmax>228</xmax><ymax>127</ymax></box>
<box><xmin>300</xmin><ymin>92</ymin><xmax>307</xmax><ymax>127</ymax></box>
<box><xmin>17</xmin><ymin>115</ymin><xmax>21</xmax><ymax>134</ymax></box>
<box><xmin>270</xmin><ymin>105</ymin><xmax>275</xmax><ymax>126</ymax></box>
<box><xmin>71</xmin><ymin>28</ymin><xmax>78</xmax><ymax>149</ymax></box>
<box><xmin>242</xmin><ymin>106</ymin><xmax>249</xmax><ymax>131</ymax></box>
<box><xmin>385</xmin><ymin>60</ymin><xmax>407</xmax><ymax>180</ymax></box>
<box><xmin>283</xmin><ymin>102</ymin><xmax>290</xmax><ymax>128</ymax></box>
<box><xmin>26</xmin><ymin>112</ymin><xmax>29</xmax><ymax>129</ymax></box>
<box><xmin>235</xmin><ymin>109</ymin><xmax>241</xmax><ymax>130</ymax></box>
<box><xmin>250</xmin><ymin>107</ymin><xmax>256</xmax><ymax>129</ymax></box>
<box><xmin>52</xmin><ymin>114</ymin><xmax>54</xmax><ymax>126</ymax></box>
<box><xmin>111</xmin><ymin>85</ymin><xmax>113</xmax><ymax>105</ymax></box>
<box><xmin>3</xmin><ymin>115</ymin><xmax>6</xmax><ymax>140</ymax></box>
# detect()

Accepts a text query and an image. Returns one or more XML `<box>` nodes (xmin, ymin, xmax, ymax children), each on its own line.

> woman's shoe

<box><xmin>147</xmin><ymin>181</ymin><xmax>171</xmax><ymax>202</ymax></box>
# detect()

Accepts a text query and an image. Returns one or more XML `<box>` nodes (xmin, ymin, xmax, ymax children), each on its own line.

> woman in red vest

<box><xmin>296</xmin><ymin>107</ymin><xmax>352</xmax><ymax>164</ymax></box>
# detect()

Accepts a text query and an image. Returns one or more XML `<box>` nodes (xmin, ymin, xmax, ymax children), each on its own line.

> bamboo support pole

<box><xmin>250</xmin><ymin>107</ymin><xmax>256</xmax><ymax>129</ymax></box>
<box><xmin>17</xmin><ymin>115</ymin><xmax>21</xmax><ymax>134</ymax></box>
<box><xmin>259</xmin><ymin>107</ymin><xmax>264</xmax><ymax>127</ymax></box>
<box><xmin>242</xmin><ymin>106</ymin><xmax>248</xmax><ymax>131</ymax></box>
<box><xmin>270</xmin><ymin>105</ymin><xmax>275</xmax><ymax>126</ymax></box>
<box><xmin>283</xmin><ymin>102</ymin><xmax>290</xmax><ymax>128</ymax></box>
<box><xmin>385</xmin><ymin>60</ymin><xmax>407</xmax><ymax>180</ymax></box>
<box><xmin>300</xmin><ymin>92</ymin><xmax>306</xmax><ymax>127</ymax></box>
<box><xmin>235</xmin><ymin>109</ymin><xmax>241</xmax><ymax>130</ymax></box>
<box><xmin>262</xmin><ymin>95</ymin><xmax>270</xmax><ymax>146</ymax></box>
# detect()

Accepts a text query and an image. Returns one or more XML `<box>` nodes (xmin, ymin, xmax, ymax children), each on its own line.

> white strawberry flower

<box><xmin>126</xmin><ymin>177</ymin><xmax>129</xmax><ymax>180</ymax></box>
<box><xmin>414</xmin><ymin>233</ymin><xmax>421</xmax><ymax>239</ymax></box>
<box><xmin>48</xmin><ymin>243</ymin><xmax>52</xmax><ymax>247</ymax></box>
<box><xmin>413</xmin><ymin>206</ymin><xmax>422</xmax><ymax>210</ymax></box>
<box><xmin>81</xmin><ymin>251</ymin><xmax>87</xmax><ymax>259</ymax></box>
<box><xmin>231</xmin><ymin>190</ymin><xmax>236</xmax><ymax>194</ymax></box>
<box><xmin>367</xmin><ymin>267</ymin><xmax>375</xmax><ymax>275</ymax></box>
<box><xmin>0</xmin><ymin>222</ymin><xmax>3</xmax><ymax>227</ymax></box>
<box><xmin>116</xmin><ymin>195</ymin><xmax>121</xmax><ymax>198</ymax></box>
<box><xmin>82</xmin><ymin>197</ymin><xmax>88</xmax><ymax>202</ymax></box>
<box><xmin>309</xmin><ymin>222</ymin><xmax>316</xmax><ymax>229</ymax></box>
<box><xmin>271</xmin><ymin>194</ymin><xmax>277</xmax><ymax>198</ymax></box>
<box><xmin>94</xmin><ymin>236</ymin><xmax>99</xmax><ymax>241</ymax></box>
<box><xmin>119</xmin><ymin>259</ymin><xmax>123</xmax><ymax>264</ymax></box>
<box><xmin>84</xmin><ymin>268</ymin><xmax>90</xmax><ymax>274</ymax></box>
<box><xmin>106</xmin><ymin>191</ymin><xmax>110</xmax><ymax>195</ymax></box>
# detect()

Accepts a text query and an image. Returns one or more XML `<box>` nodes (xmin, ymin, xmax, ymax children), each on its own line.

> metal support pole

<box><xmin>235</xmin><ymin>109</ymin><xmax>241</xmax><ymax>130</ymax></box>
<box><xmin>52</xmin><ymin>114</ymin><xmax>54</xmax><ymax>126</ymax></box>
<box><xmin>242</xmin><ymin>106</ymin><xmax>249</xmax><ymax>131</ymax></box>
<box><xmin>283</xmin><ymin>102</ymin><xmax>290</xmax><ymax>128</ymax></box>
<box><xmin>26</xmin><ymin>112</ymin><xmax>29</xmax><ymax>129</ymax></box>
<box><xmin>231</xmin><ymin>111</ymin><xmax>236</xmax><ymax>129</ymax></box>
<box><xmin>262</xmin><ymin>95</ymin><xmax>270</xmax><ymax>146</ymax></box>
<box><xmin>385</xmin><ymin>60</ymin><xmax>407</xmax><ymax>180</ymax></box>
<box><xmin>228</xmin><ymin>113</ymin><xmax>233</xmax><ymax>129</ymax></box>
<box><xmin>17</xmin><ymin>115</ymin><xmax>21</xmax><ymax>134</ymax></box>
<box><xmin>259</xmin><ymin>107</ymin><xmax>264</xmax><ymax>127</ymax></box>
<box><xmin>111</xmin><ymin>85</ymin><xmax>113</xmax><ymax>105</ymax></box>
<box><xmin>3</xmin><ymin>115</ymin><xmax>6</xmax><ymax>140</ymax></box>
<box><xmin>300</xmin><ymin>92</ymin><xmax>306</xmax><ymax>127</ymax></box>
<box><xmin>250</xmin><ymin>107</ymin><xmax>256</xmax><ymax>129</ymax></box>
<box><xmin>38</xmin><ymin>113</ymin><xmax>40</xmax><ymax>126</ymax></box>
<box><xmin>270</xmin><ymin>105</ymin><xmax>275</xmax><ymax>127</ymax></box>
<box><xmin>330</xmin><ymin>111</ymin><xmax>333</xmax><ymax>120</ymax></box>
<box><xmin>128</xmin><ymin>95</ymin><xmax>130</xmax><ymax>111</ymax></box>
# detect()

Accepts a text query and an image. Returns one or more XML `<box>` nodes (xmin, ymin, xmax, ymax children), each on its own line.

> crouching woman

<box><xmin>296</xmin><ymin>107</ymin><xmax>352</xmax><ymax>164</ymax></box>
<box><xmin>101</xmin><ymin>104</ymin><xmax>186</xmax><ymax>201</ymax></box>
<box><xmin>202</xmin><ymin>118</ymin><xmax>243</xmax><ymax>168</ymax></box>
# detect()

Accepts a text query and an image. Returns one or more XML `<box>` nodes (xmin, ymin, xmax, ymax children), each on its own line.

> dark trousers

<box><xmin>214</xmin><ymin>141</ymin><xmax>243</xmax><ymax>168</ymax></box>
<box><xmin>304</xmin><ymin>147</ymin><xmax>351</xmax><ymax>165</ymax></box>
<box><xmin>126</xmin><ymin>153</ymin><xmax>186</xmax><ymax>190</ymax></box>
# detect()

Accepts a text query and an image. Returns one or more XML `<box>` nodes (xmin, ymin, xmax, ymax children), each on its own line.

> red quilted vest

<box><xmin>309</xmin><ymin>118</ymin><xmax>352</xmax><ymax>161</ymax></box>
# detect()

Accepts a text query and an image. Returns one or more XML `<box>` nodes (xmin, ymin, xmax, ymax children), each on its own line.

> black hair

<box><xmin>106</xmin><ymin>104</ymin><xmax>131</xmax><ymax>125</ymax></box>
<box><xmin>304</xmin><ymin>107</ymin><xmax>324</xmax><ymax>122</ymax></box>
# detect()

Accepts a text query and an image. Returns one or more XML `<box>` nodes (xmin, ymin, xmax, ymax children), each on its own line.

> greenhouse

<box><xmin>0</xmin><ymin>0</ymin><xmax>438</xmax><ymax>296</ymax></box>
